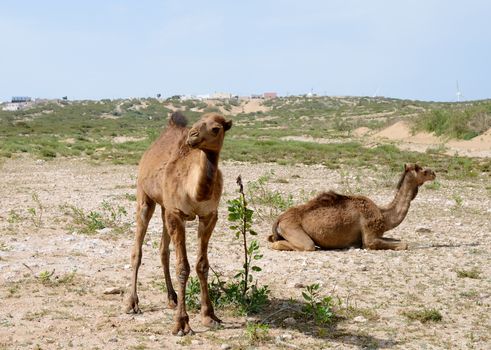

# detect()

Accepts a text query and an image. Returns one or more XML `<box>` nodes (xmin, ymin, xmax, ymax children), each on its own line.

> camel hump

<box><xmin>314</xmin><ymin>190</ymin><xmax>348</xmax><ymax>205</ymax></box>
<box><xmin>169</xmin><ymin>111</ymin><xmax>188</xmax><ymax>128</ymax></box>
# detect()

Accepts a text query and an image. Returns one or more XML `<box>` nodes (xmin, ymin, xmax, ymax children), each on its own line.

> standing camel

<box><xmin>125</xmin><ymin>111</ymin><xmax>232</xmax><ymax>336</ymax></box>
<box><xmin>268</xmin><ymin>164</ymin><xmax>435</xmax><ymax>251</ymax></box>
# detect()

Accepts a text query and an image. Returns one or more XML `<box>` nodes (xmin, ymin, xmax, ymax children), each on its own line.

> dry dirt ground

<box><xmin>0</xmin><ymin>158</ymin><xmax>490</xmax><ymax>349</ymax></box>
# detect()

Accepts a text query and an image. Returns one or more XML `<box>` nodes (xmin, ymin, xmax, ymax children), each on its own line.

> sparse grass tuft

<box><xmin>245</xmin><ymin>322</ymin><xmax>270</xmax><ymax>344</ymax></box>
<box><xmin>425</xmin><ymin>180</ymin><xmax>441</xmax><ymax>190</ymax></box>
<box><xmin>61</xmin><ymin>200</ymin><xmax>129</xmax><ymax>235</ymax></box>
<box><xmin>37</xmin><ymin>270</ymin><xmax>77</xmax><ymax>286</ymax></box>
<box><xmin>456</xmin><ymin>267</ymin><xmax>481</xmax><ymax>279</ymax></box>
<box><xmin>7</xmin><ymin>210</ymin><xmax>22</xmax><ymax>224</ymax></box>
<box><xmin>247</xmin><ymin>173</ymin><xmax>294</xmax><ymax>220</ymax></box>
<box><xmin>403</xmin><ymin>308</ymin><xmax>443</xmax><ymax>323</ymax></box>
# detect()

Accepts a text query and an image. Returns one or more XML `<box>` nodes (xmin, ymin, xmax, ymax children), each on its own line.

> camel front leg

<box><xmin>362</xmin><ymin>229</ymin><xmax>408</xmax><ymax>250</ymax></box>
<box><xmin>125</xmin><ymin>196</ymin><xmax>156</xmax><ymax>313</ymax></box>
<box><xmin>197</xmin><ymin>211</ymin><xmax>222</xmax><ymax>327</ymax></box>
<box><xmin>165</xmin><ymin>211</ymin><xmax>193</xmax><ymax>336</ymax></box>
<box><xmin>159</xmin><ymin>208</ymin><xmax>177</xmax><ymax>309</ymax></box>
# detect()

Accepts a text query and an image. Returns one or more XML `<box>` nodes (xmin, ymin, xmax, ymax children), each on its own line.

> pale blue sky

<box><xmin>1</xmin><ymin>0</ymin><xmax>490</xmax><ymax>102</ymax></box>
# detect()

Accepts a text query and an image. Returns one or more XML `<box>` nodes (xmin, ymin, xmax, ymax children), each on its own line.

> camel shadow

<box><xmin>411</xmin><ymin>242</ymin><xmax>481</xmax><ymax>250</ymax></box>
<box><xmin>242</xmin><ymin>297</ymin><xmax>399</xmax><ymax>349</ymax></box>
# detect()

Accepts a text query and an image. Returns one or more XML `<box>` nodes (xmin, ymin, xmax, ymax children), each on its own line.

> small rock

<box><xmin>455</xmin><ymin>222</ymin><xmax>463</xmax><ymax>226</ymax></box>
<box><xmin>97</xmin><ymin>228</ymin><xmax>112</xmax><ymax>235</ymax></box>
<box><xmin>360</xmin><ymin>265</ymin><xmax>368</xmax><ymax>272</ymax></box>
<box><xmin>279</xmin><ymin>333</ymin><xmax>293</xmax><ymax>340</ymax></box>
<box><xmin>124</xmin><ymin>264</ymin><xmax>131</xmax><ymax>270</ymax></box>
<box><xmin>353</xmin><ymin>316</ymin><xmax>367</xmax><ymax>323</ymax></box>
<box><xmin>64</xmin><ymin>236</ymin><xmax>76</xmax><ymax>242</ymax></box>
<box><xmin>416</xmin><ymin>227</ymin><xmax>432</xmax><ymax>233</ymax></box>
<box><xmin>283</xmin><ymin>317</ymin><xmax>296</xmax><ymax>325</ymax></box>
<box><xmin>149</xmin><ymin>335</ymin><xmax>157</xmax><ymax>341</ymax></box>
<box><xmin>108</xmin><ymin>337</ymin><xmax>118</xmax><ymax>343</ymax></box>
<box><xmin>221</xmin><ymin>344</ymin><xmax>231</xmax><ymax>350</ymax></box>
<box><xmin>103</xmin><ymin>287</ymin><xmax>123</xmax><ymax>295</ymax></box>
<box><xmin>294</xmin><ymin>283</ymin><xmax>305</xmax><ymax>288</ymax></box>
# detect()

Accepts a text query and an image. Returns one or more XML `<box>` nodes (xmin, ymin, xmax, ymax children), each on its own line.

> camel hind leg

<box><xmin>271</xmin><ymin>220</ymin><xmax>316</xmax><ymax>251</ymax></box>
<box><xmin>125</xmin><ymin>191</ymin><xmax>156</xmax><ymax>314</ymax></box>
<box><xmin>196</xmin><ymin>211</ymin><xmax>221</xmax><ymax>327</ymax></box>
<box><xmin>159</xmin><ymin>207</ymin><xmax>178</xmax><ymax>309</ymax></box>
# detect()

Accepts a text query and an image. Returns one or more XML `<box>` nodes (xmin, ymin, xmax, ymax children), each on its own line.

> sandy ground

<box><xmin>369</xmin><ymin>122</ymin><xmax>491</xmax><ymax>158</ymax></box>
<box><xmin>0</xmin><ymin>158</ymin><xmax>489</xmax><ymax>349</ymax></box>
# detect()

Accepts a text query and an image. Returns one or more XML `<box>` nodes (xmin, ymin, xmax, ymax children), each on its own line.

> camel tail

<box><xmin>169</xmin><ymin>111</ymin><xmax>188</xmax><ymax>128</ymax></box>
<box><xmin>268</xmin><ymin>218</ymin><xmax>282</xmax><ymax>242</ymax></box>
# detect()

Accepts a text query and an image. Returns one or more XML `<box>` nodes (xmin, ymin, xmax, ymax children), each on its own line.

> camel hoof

<box><xmin>167</xmin><ymin>292</ymin><xmax>178</xmax><ymax>309</ymax></box>
<box><xmin>174</xmin><ymin>327</ymin><xmax>194</xmax><ymax>337</ymax></box>
<box><xmin>202</xmin><ymin>315</ymin><xmax>222</xmax><ymax>328</ymax></box>
<box><xmin>125</xmin><ymin>305</ymin><xmax>141</xmax><ymax>314</ymax></box>
<box><xmin>124</xmin><ymin>297</ymin><xmax>141</xmax><ymax>314</ymax></box>
<box><xmin>397</xmin><ymin>243</ymin><xmax>409</xmax><ymax>250</ymax></box>
<box><xmin>172</xmin><ymin>317</ymin><xmax>193</xmax><ymax>336</ymax></box>
<box><xmin>167</xmin><ymin>299</ymin><xmax>178</xmax><ymax>310</ymax></box>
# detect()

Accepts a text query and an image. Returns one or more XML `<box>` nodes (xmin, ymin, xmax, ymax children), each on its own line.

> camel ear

<box><xmin>404</xmin><ymin>163</ymin><xmax>412</xmax><ymax>172</ymax></box>
<box><xmin>223</xmin><ymin>120</ymin><xmax>232</xmax><ymax>131</ymax></box>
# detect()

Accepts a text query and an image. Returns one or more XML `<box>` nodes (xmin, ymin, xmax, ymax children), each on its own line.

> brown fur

<box><xmin>269</xmin><ymin>164</ymin><xmax>436</xmax><ymax>251</ymax></box>
<box><xmin>125</xmin><ymin>111</ymin><xmax>232</xmax><ymax>335</ymax></box>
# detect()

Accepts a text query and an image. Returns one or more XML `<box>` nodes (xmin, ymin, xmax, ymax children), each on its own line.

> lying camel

<box><xmin>268</xmin><ymin>164</ymin><xmax>436</xmax><ymax>251</ymax></box>
<box><xmin>125</xmin><ymin>111</ymin><xmax>232</xmax><ymax>335</ymax></box>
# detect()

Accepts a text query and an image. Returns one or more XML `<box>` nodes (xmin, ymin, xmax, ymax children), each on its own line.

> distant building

<box><xmin>11</xmin><ymin>96</ymin><xmax>31</xmax><ymax>103</ymax></box>
<box><xmin>263</xmin><ymin>92</ymin><xmax>277</xmax><ymax>99</ymax></box>
<box><xmin>210</xmin><ymin>92</ymin><xmax>232</xmax><ymax>99</ymax></box>
<box><xmin>2</xmin><ymin>96</ymin><xmax>33</xmax><ymax>111</ymax></box>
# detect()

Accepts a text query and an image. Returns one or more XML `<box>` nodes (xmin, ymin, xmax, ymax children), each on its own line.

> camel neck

<box><xmin>382</xmin><ymin>177</ymin><xmax>419</xmax><ymax>230</ymax></box>
<box><xmin>195</xmin><ymin>150</ymin><xmax>219</xmax><ymax>201</ymax></box>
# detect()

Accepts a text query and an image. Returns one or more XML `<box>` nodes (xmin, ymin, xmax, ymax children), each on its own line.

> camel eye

<box><xmin>211</xmin><ymin>126</ymin><xmax>221</xmax><ymax>135</ymax></box>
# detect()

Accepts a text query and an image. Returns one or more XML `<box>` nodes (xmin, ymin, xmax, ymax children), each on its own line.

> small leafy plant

<box><xmin>453</xmin><ymin>194</ymin><xmax>464</xmax><ymax>207</ymax></box>
<box><xmin>225</xmin><ymin>175</ymin><xmax>269</xmax><ymax>314</ymax></box>
<box><xmin>184</xmin><ymin>176</ymin><xmax>269</xmax><ymax>315</ymax></box>
<box><xmin>27</xmin><ymin>193</ymin><xmax>44</xmax><ymax>227</ymax></box>
<box><xmin>301</xmin><ymin>283</ymin><xmax>336</xmax><ymax>325</ymax></box>
<box><xmin>245</xmin><ymin>322</ymin><xmax>270</xmax><ymax>344</ymax></box>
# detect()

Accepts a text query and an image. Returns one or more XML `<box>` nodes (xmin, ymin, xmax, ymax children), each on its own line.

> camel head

<box><xmin>187</xmin><ymin>113</ymin><xmax>232</xmax><ymax>152</ymax></box>
<box><xmin>401</xmin><ymin>163</ymin><xmax>436</xmax><ymax>187</ymax></box>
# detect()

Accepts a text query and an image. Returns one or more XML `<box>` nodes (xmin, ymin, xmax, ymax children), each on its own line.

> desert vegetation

<box><xmin>0</xmin><ymin>96</ymin><xmax>490</xmax><ymax>349</ymax></box>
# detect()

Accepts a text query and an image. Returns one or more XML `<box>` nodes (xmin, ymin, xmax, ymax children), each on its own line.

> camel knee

<box><xmin>301</xmin><ymin>243</ymin><xmax>316</xmax><ymax>251</ymax></box>
<box><xmin>196</xmin><ymin>257</ymin><xmax>209</xmax><ymax>275</ymax></box>
<box><xmin>176</xmin><ymin>261</ymin><xmax>191</xmax><ymax>284</ymax></box>
<box><xmin>363</xmin><ymin>239</ymin><xmax>379</xmax><ymax>250</ymax></box>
